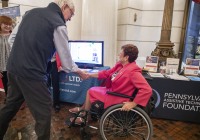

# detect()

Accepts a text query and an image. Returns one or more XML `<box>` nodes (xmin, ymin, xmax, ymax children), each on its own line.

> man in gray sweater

<box><xmin>0</xmin><ymin>0</ymin><xmax>88</xmax><ymax>140</ymax></box>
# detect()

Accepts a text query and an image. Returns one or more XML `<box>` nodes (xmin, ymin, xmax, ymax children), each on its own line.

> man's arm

<box><xmin>53</xmin><ymin>26</ymin><xmax>88</xmax><ymax>79</ymax></box>
<box><xmin>53</xmin><ymin>26</ymin><xmax>78</xmax><ymax>73</ymax></box>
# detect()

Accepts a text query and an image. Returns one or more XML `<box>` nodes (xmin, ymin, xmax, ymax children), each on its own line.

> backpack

<box><xmin>90</xmin><ymin>101</ymin><xmax>104</xmax><ymax>121</ymax></box>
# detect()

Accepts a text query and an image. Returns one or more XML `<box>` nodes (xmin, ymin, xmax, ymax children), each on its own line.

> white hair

<box><xmin>54</xmin><ymin>0</ymin><xmax>75</xmax><ymax>13</ymax></box>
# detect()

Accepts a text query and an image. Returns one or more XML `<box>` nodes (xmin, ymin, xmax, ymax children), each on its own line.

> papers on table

<box><xmin>186</xmin><ymin>76</ymin><xmax>200</xmax><ymax>81</ymax></box>
<box><xmin>148</xmin><ymin>72</ymin><xmax>164</xmax><ymax>78</ymax></box>
<box><xmin>148</xmin><ymin>72</ymin><xmax>189</xmax><ymax>81</ymax></box>
<box><xmin>165</xmin><ymin>74</ymin><xmax>189</xmax><ymax>81</ymax></box>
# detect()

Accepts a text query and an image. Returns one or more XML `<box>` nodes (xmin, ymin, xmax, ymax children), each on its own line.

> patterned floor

<box><xmin>0</xmin><ymin>91</ymin><xmax>200</xmax><ymax>140</ymax></box>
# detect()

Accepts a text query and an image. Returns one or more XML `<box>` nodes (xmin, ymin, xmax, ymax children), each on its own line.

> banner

<box><xmin>0</xmin><ymin>5</ymin><xmax>20</xmax><ymax>18</ymax></box>
<box><xmin>149</xmin><ymin>78</ymin><xmax>200</xmax><ymax>123</ymax></box>
<box><xmin>58</xmin><ymin>66</ymin><xmax>110</xmax><ymax>104</ymax></box>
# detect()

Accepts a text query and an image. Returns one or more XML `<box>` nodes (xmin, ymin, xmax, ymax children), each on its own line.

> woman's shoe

<box><xmin>70</xmin><ymin>117</ymin><xmax>86</xmax><ymax>125</ymax></box>
<box><xmin>69</xmin><ymin>107</ymin><xmax>81</xmax><ymax>114</ymax></box>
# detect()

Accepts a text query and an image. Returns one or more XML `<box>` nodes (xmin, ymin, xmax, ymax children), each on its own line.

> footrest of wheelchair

<box><xmin>65</xmin><ymin>119</ymin><xmax>83</xmax><ymax>127</ymax></box>
<box><xmin>65</xmin><ymin>116</ymin><xmax>86</xmax><ymax>127</ymax></box>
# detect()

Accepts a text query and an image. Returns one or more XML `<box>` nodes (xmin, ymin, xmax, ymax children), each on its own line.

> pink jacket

<box><xmin>98</xmin><ymin>62</ymin><xmax>152</xmax><ymax>108</ymax></box>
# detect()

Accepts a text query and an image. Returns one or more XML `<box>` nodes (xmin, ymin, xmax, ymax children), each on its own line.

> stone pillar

<box><xmin>151</xmin><ymin>0</ymin><xmax>176</xmax><ymax>61</ymax></box>
<box><xmin>2</xmin><ymin>0</ymin><xmax>8</xmax><ymax>7</ymax></box>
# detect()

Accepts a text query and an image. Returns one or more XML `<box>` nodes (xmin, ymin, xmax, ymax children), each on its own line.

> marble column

<box><xmin>152</xmin><ymin>0</ymin><xmax>176</xmax><ymax>61</ymax></box>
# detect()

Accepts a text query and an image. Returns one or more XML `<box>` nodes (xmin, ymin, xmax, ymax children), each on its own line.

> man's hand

<box><xmin>121</xmin><ymin>101</ymin><xmax>137</xmax><ymax>111</ymax></box>
<box><xmin>76</xmin><ymin>69</ymin><xmax>90</xmax><ymax>80</ymax></box>
<box><xmin>58</xmin><ymin>66</ymin><xmax>63</xmax><ymax>72</ymax></box>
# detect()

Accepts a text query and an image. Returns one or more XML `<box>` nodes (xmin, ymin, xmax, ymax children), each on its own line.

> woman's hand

<box><xmin>121</xmin><ymin>101</ymin><xmax>137</xmax><ymax>111</ymax></box>
<box><xmin>77</xmin><ymin>70</ymin><xmax>90</xmax><ymax>80</ymax></box>
<box><xmin>88</xmin><ymin>72</ymin><xmax>98</xmax><ymax>78</ymax></box>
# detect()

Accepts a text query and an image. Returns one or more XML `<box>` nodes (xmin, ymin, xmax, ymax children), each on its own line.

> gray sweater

<box><xmin>7</xmin><ymin>2</ymin><xmax>78</xmax><ymax>81</ymax></box>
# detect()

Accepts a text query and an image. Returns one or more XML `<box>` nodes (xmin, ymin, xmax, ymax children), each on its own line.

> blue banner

<box><xmin>59</xmin><ymin>66</ymin><xmax>110</xmax><ymax>104</ymax></box>
<box><xmin>0</xmin><ymin>5</ymin><xmax>20</xmax><ymax>18</ymax></box>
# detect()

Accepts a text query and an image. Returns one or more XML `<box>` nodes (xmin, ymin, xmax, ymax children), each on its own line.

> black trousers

<box><xmin>1</xmin><ymin>71</ymin><xmax>8</xmax><ymax>95</ymax></box>
<box><xmin>0</xmin><ymin>72</ymin><xmax>52</xmax><ymax>140</ymax></box>
<box><xmin>49</xmin><ymin>61</ymin><xmax>60</xmax><ymax>106</ymax></box>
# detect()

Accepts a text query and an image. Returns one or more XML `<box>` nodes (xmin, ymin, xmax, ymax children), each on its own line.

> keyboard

<box><xmin>80</xmin><ymin>68</ymin><xmax>92</xmax><ymax>72</ymax></box>
<box><xmin>80</xmin><ymin>68</ymin><xmax>99</xmax><ymax>73</ymax></box>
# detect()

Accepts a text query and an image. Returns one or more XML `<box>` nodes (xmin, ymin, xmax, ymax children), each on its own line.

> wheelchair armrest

<box><xmin>106</xmin><ymin>91</ymin><xmax>134</xmax><ymax>100</ymax></box>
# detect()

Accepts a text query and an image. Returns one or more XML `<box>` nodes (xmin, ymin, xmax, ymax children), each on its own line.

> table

<box><xmin>148</xmin><ymin>78</ymin><xmax>200</xmax><ymax>123</ymax></box>
<box><xmin>58</xmin><ymin>66</ymin><xmax>110</xmax><ymax>104</ymax></box>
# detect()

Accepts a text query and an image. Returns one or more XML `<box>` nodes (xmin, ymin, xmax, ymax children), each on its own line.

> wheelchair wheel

<box><xmin>99</xmin><ymin>104</ymin><xmax>153</xmax><ymax>140</ymax></box>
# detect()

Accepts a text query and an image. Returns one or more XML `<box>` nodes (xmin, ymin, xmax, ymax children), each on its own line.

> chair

<box><xmin>66</xmin><ymin>89</ymin><xmax>155</xmax><ymax>140</ymax></box>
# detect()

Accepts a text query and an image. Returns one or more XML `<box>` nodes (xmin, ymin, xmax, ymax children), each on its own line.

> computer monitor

<box><xmin>68</xmin><ymin>40</ymin><xmax>104</xmax><ymax>69</ymax></box>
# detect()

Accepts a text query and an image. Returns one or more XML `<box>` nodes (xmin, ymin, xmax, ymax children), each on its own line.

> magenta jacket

<box><xmin>98</xmin><ymin>61</ymin><xmax>152</xmax><ymax>108</ymax></box>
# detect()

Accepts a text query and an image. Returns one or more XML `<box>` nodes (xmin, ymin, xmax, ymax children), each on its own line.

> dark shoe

<box><xmin>54</xmin><ymin>104</ymin><xmax>61</xmax><ymax>112</ymax></box>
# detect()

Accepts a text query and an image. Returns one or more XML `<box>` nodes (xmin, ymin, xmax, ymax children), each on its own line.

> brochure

<box><xmin>184</xmin><ymin>58</ymin><xmax>200</xmax><ymax>76</ymax></box>
<box><xmin>184</xmin><ymin>65</ymin><xmax>199</xmax><ymax>76</ymax></box>
<box><xmin>186</xmin><ymin>58</ymin><xmax>200</xmax><ymax>66</ymax></box>
<box><xmin>166</xmin><ymin>58</ymin><xmax>179</xmax><ymax>74</ymax></box>
<box><xmin>144</xmin><ymin>56</ymin><xmax>158</xmax><ymax>72</ymax></box>
<box><xmin>148</xmin><ymin>72</ymin><xmax>164</xmax><ymax>78</ymax></box>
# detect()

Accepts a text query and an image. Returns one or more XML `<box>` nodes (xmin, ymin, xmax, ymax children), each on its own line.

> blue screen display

<box><xmin>69</xmin><ymin>40</ymin><xmax>104</xmax><ymax>68</ymax></box>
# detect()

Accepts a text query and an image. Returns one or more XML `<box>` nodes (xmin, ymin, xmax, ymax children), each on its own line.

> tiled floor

<box><xmin>0</xmin><ymin>91</ymin><xmax>200</xmax><ymax>140</ymax></box>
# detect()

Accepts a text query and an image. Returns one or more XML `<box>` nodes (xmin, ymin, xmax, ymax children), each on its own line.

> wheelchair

<box><xmin>66</xmin><ymin>90</ymin><xmax>154</xmax><ymax>140</ymax></box>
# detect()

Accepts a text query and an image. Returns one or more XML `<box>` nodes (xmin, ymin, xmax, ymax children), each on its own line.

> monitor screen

<box><xmin>68</xmin><ymin>40</ymin><xmax>104</xmax><ymax>69</ymax></box>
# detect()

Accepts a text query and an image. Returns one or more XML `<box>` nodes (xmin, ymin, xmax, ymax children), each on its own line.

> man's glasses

<box><xmin>69</xmin><ymin>8</ymin><xmax>74</xmax><ymax>17</ymax></box>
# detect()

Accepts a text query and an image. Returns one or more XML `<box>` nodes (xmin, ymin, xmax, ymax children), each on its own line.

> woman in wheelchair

<box><xmin>69</xmin><ymin>44</ymin><xmax>152</xmax><ymax>125</ymax></box>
